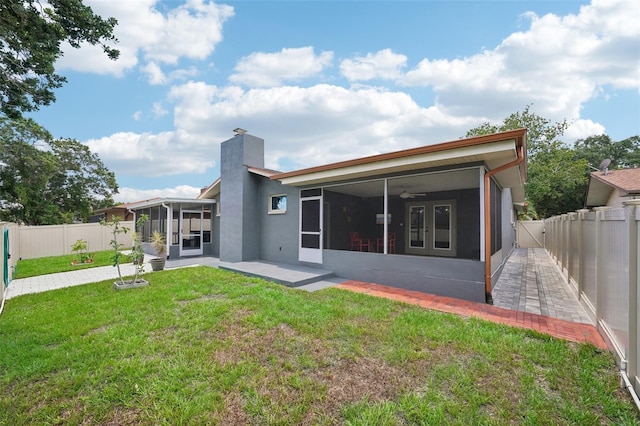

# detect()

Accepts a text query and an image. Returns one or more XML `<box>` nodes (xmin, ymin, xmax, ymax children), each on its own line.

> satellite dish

<box><xmin>399</xmin><ymin>190</ymin><xmax>426</xmax><ymax>199</ymax></box>
<box><xmin>599</xmin><ymin>158</ymin><xmax>611</xmax><ymax>175</ymax></box>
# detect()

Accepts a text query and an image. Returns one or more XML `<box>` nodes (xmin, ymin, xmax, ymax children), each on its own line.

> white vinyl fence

<box><xmin>544</xmin><ymin>200</ymin><xmax>640</xmax><ymax>394</ymax></box>
<box><xmin>1</xmin><ymin>221</ymin><xmax>135</xmax><ymax>267</ymax></box>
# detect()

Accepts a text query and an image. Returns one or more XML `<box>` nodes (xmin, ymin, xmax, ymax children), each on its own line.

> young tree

<box><xmin>466</xmin><ymin>106</ymin><xmax>588</xmax><ymax>218</ymax></box>
<box><xmin>0</xmin><ymin>0</ymin><xmax>119</xmax><ymax>118</ymax></box>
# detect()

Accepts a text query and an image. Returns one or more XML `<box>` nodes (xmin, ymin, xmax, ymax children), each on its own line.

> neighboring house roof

<box><xmin>585</xmin><ymin>168</ymin><xmax>640</xmax><ymax>207</ymax></box>
<box><xmin>91</xmin><ymin>202</ymin><xmax>145</xmax><ymax>215</ymax></box>
<box><xmin>127</xmin><ymin>198</ymin><xmax>215</xmax><ymax>209</ymax></box>
<box><xmin>198</xmin><ymin>178</ymin><xmax>220</xmax><ymax>200</ymax></box>
<box><xmin>270</xmin><ymin>129</ymin><xmax>528</xmax><ymax>202</ymax></box>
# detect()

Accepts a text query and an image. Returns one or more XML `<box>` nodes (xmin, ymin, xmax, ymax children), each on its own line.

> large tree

<box><xmin>466</xmin><ymin>106</ymin><xmax>588</xmax><ymax>218</ymax></box>
<box><xmin>573</xmin><ymin>134</ymin><xmax>640</xmax><ymax>170</ymax></box>
<box><xmin>0</xmin><ymin>117</ymin><xmax>118</xmax><ymax>224</ymax></box>
<box><xmin>0</xmin><ymin>0</ymin><xmax>119</xmax><ymax>118</ymax></box>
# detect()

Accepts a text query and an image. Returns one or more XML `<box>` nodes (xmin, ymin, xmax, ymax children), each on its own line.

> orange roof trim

<box><xmin>270</xmin><ymin>128</ymin><xmax>527</xmax><ymax>181</ymax></box>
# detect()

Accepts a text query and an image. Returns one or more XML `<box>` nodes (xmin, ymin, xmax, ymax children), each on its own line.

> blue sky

<box><xmin>29</xmin><ymin>0</ymin><xmax>640</xmax><ymax>203</ymax></box>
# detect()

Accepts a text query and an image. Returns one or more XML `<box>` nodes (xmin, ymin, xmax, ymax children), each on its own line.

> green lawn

<box><xmin>14</xmin><ymin>250</ymin><xmax>134</xmax><ymax>278</ymax></box>
<box><xmin>1</xmin><ymin>266</ymin><xmax>638</xmax><ymax>425</ymax></box>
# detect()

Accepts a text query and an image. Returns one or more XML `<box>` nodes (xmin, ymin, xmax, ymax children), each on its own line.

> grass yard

<box><xmin>1</xmin><ymin>266</ymin><xmax>638</xmax><ymax>425</ymax></box>
<box><xmin>14</xmin><ymin>250</ymin><xmax>133</xmax><ymax>278</ymax></box>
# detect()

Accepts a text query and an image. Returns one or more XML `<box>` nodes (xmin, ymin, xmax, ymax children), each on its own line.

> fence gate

<box><xmin>516</xmin><ymin>220</ymin><xmax>545</xmax><ymax>248</ymax></box>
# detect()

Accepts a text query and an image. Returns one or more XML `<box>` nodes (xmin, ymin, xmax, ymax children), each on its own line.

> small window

<box><xmin>269</xmin><ymin>194</ymin><xmax>287</xmax><ymax>214</ymax></box>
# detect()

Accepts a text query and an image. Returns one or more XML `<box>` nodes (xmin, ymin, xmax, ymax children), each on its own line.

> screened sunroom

<box><xmin>127</xmin><ymin>199</ymin><xmax>217</xmax><ymax>259</ymax></box>
<box><xmin>320</xmin><ymin>167</ymin><xmax>498</xmax><ymax>260</ymax></box>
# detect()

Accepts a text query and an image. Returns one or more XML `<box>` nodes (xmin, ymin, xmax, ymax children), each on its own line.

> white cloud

<box><xmin>132</xmin><ymin>111</ymin><xmax>142</xmax><ymax>121</ymax></box>
<box><xmin>85</xmin><ymin>131</ymin><xmax>216</xmax><ymax>178</ymax></box>
<box><xmin>166</xmin><ymin>82</ymin><xmax>476</xmax><ymax>171</ymax></box>
<box><xmin>57</xmin><ymin>0</ymin><xmax>233</xmax><ymax>76</ymax></box>
<box><xmin>399</xmin><ymin>0</ymin><xmax>639</xmax><ymax>134</ymax></box>
<box><xmin>152</xmin><ymin>102</ymin><xmax>168</xmax><ymax>118</ymax></box>
<box><xmin>141</xmin><ymin>62</ymin><xmax>167</xmax><ymax>85</ymax></box>
<box><xmin>565</xmin><ymin>119</ymin><xmax>606</xmax><ymax>142</ymax></box>
<box><xmin>115</xmin><ymin>185</ymin><xmax>201</xmax><ymax>203</ymax></box>
<box><xmin>229</xmin><ymin>47</ymin><xmax>334</xmax><ymax>87</ymax></box>
<box><xmin>340</xmin><ymin>49</ymin><xmax>408</xmax><ymax>82</ymax></box>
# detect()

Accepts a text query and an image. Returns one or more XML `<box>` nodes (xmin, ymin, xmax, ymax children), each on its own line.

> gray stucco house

<box><xmin>129</xmin><ymin>128</ymin><xmax>527</xmax><ymax>303</ymax></box>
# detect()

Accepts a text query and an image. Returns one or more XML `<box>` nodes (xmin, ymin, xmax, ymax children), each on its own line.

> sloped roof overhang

<box><xmin>127</xmin><ymin>198</ymin><xmax>216</xmax><ymax>209</ymax></box>
<box><xmin>198</xmin><ymin>178</ymin><xmax>220</xmax><ymax>200</ymax></box>
<box><xmin>585</xmin><ymin>168</ymin><xmax>640</xmax><ymax>207</ymax></box>
<box><xmin>270</xmin><ymin>129</ymin><xmax>527</xmax><ymax>200</ymax></box>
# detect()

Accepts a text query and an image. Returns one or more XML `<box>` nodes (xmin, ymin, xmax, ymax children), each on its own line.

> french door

<box><xmin>405</xmin><ymin>200</ymin><xmax>457</xmax><ymax>257</ymax></box>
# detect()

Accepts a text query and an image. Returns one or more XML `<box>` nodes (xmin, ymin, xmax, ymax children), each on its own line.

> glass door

<box><xmin>429</xmin><ymin>201</ymin><xmax>457</xmax><ymax>257</ymax></box>
<box><xmin>405</xmin><ymin>200</ymin><xmax>457</xmax><ymax>257</ymax></box>
<box><xmin>180</xmin><ymin>209</ymin><xmax>203</xmax><ymax>256</ymax></box>
<box><xmin>405</xmin><ymin>203</ymin><xmax>427</xmax><ymax>255</ymax></box>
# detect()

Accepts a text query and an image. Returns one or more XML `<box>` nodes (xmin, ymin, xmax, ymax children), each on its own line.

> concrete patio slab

<box><xmin>219</xmin><ymin>260</ymin><xmax>334</xmax><ymax>287</ymax></box>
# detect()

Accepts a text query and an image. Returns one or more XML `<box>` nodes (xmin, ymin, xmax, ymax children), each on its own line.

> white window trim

<box><xmin>268</xmin><ymin>194</ymin><xmax>287</xmax><ymax>215</ymax></box>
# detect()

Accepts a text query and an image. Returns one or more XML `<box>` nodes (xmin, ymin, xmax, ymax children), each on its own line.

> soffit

<box><xmin>276</xmin><ymin>139</ymin><xmax>524</xmax><ymax>191</ymax></box>
<box><xmin>198</xmin><ymin>178</ymin><xmax>220</xmax><ymax>199</ymax></box>
<box><xmin>585</xmin><ymin>177</ymin><xmax>613</xmax><ymax>207</ymax></box>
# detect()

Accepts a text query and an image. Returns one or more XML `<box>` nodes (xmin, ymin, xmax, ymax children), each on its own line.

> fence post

<box><xmin>593</xmin><ymin>207</ymin><xmax>610</xmax><ymax>328</ymax></box>
<box><xmin>560</xmin><ymin>214</ymin><xmax>568</xmax><ymax>276</ymax></box>
<box><xmin>623</xmin><ymin>200</ymin><xmax>640</xmax><ymax>387</ymax></box>
<box><xmin>567</xmin><ymin>212</ymin><xmax>577</xmax><ymax>293</ymax></box>
<box><xmin>576</xmin><ymin>209</ymin><xmax>590</xmax><ymax>300</ymax></box>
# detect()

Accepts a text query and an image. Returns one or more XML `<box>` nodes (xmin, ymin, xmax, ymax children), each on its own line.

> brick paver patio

<box><xmin>336</xmin><ymin>280</ymin><xmax>607</xmax><ymax>349</ymax></box>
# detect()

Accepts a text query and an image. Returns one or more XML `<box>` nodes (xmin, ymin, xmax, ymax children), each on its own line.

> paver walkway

<box><xmin>492</xmin><ymin>248</ymin><xmax>592</xmax><ymax>324</ymax></box>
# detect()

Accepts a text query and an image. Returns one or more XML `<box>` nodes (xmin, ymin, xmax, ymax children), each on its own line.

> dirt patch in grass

<box><xmin>102</xmin><ymin>407</ymin><xmax>144</xmax><ymax>426</ymax></box>
<box><xmin>208</xmin><ymin>318</ymin><xmax>440</xmax><ymax>423</ymax></box>
<box><xmin>218</xmin><ymin>391</ymin><xmax>251</xmax><ymax>425</ymax></box>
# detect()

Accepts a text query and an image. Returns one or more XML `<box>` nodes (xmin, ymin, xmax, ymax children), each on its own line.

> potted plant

<box><xmin>101</xmin><ymin>214</ymin><xmax>149</xmax><ymax>290</ymax></box>
<box><xmin>71</xmin><ymin>239</ymin><xmax>92</xmax><ymax>265</ymax></box>
<box><xmin>149</xmin><ymin>230</ymin><xmax>167</xmax><ymax>271</ymax></box>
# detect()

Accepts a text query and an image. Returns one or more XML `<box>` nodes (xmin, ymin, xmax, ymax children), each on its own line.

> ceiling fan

<box><xmin>399</xmin><ymin>190</ymin><xmax>426</xmax><ymax>199</ymax></box>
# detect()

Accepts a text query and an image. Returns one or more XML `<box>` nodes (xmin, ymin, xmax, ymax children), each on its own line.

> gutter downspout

<box><xmin>161</xmin><ymin>202</ymin><xmax>170</xmax><ymax>257</ymax></box>
<box><xmin>484</xmin><ymin>144</ymin><xmax>525</xmax><ymax>303</ymax></box>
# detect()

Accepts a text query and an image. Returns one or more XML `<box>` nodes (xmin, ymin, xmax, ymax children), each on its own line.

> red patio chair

<box><xmin>377</xmin><ymin>232</ymin><xmax>396</xmax><ymax>253</ymax></box>
<box><xmin>350</xmin><ymin>232</ymin><xmax>371</xmax><ymax>252</ymax></box>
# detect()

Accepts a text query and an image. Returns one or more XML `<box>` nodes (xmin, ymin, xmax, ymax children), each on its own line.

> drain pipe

<box><xmin>484</xmin><ymin>143</ymin><xmax>525</xmax><ymax>303</ymax></box>
<box><xmin>621</xmin><ymin>369</ymin><xmax>640</xmax><ymax>411</ymax></box>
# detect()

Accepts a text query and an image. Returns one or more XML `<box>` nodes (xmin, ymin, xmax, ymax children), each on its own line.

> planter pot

<box><xmin>113</xmin><ymin>278</ymin><xmax>149</xmax><ymax>290</ymax></box>
<box><xmin>150</xmin><ymin>257</ymin><xmax>166</xmax><ymax>271</ymax></box>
